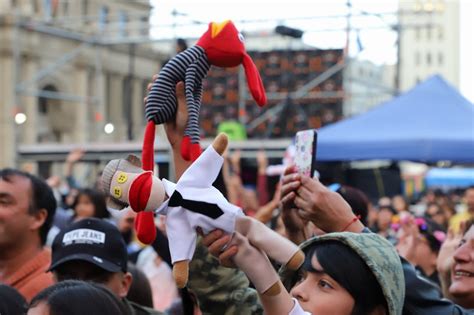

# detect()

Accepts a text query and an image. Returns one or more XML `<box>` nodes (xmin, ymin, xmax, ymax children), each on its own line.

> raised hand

<box><xmin>437</xmin><ymin>221</ymin><xmax>467</xmax><ymax>276</ymax></box>
<box><xmin>280</xmin><ymin>165</ymin><xmax>307</xmax><ymax>243</ymax></box>
<box><xmin>294</xmin><ymin>175</ymin><xmax>363</xmax><ymax>233</ymax></box>
<box><xmin>164</xmin><ymin>82</ymin><xmax>188</xmax><ymax>148</ymax></box>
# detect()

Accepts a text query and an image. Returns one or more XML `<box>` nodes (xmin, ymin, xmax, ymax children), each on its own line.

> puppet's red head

<box><xmin>197</xmin><ymin>20</ymin><xmax>266</xmax><ymax>106</ymax></box>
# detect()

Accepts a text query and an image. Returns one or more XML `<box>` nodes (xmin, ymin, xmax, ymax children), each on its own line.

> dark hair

<box><xmin>0</xmin><ymin>284</ymin><xmax>27</xmax><ymax>315</ymax></box>
<box><xmin>0</xmin><ymin>168</ymin><xmax>57</xmax><ymax>245</ymax></box>
<box><xmin>53</xmin><ymin>260</ymin><xmax>116</xmax><ymax>284</ymax></box>
<box><xmin>127</xmin><ymin>262</ymin><xmax>153</xmax><ymax>308</ymax></box>
<box><xmin>465</xmin><ymin>186</ymin><xmax>474</xmax><ymax>196</ymax></box>
<box><xmin>336</xmin><ymin>185</ymin><xmax>369</xmax><ymax>226</ymax></box>
<box><xmin>304</xmin><ymin>241</ymin><xmax>387</xmax><ymax>315</ymax></box>
<box><xmin>417</xmin><ymin>217</ymin><xmax>446</xmax><ymax>252</ymax></box>
<box><xmin>378</xmin><ymin>205</ymin><xmax>397</xmax><ymax>215</ymax></box>
<box><xmin>72</xmin><ymin>188</ymin><xmax>109</xmax><ymax>219</ymax></box>
<box><xmin>29</xmin><ymin>280</ymin><xmax>128</xmax><ymax>315</ymax></box>
<box><xmin>426</xmin><ymin>202</ymin><xmax>441</xmax><ymax>213</ymax></box>
<box><xmin>176</xmin><ymin>38</ymin><xmax>188</xmax><ymax>52</ymax></box>
<box><xmin>464</xmin><ymin>219</ymin><xmax>473</xmax><ymax>236</ymax></box>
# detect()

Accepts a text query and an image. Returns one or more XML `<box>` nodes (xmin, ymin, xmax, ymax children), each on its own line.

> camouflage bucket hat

<box><xmin>280</xmin><ymin>232</ymin><xmax>405</xmax><ymax>315</ymax></box>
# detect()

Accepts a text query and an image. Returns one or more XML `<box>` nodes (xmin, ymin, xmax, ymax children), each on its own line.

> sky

<box><xmin>149</xmin><ymin>0</ymin><xmax>473</xmax><ymax>102</ymax></box>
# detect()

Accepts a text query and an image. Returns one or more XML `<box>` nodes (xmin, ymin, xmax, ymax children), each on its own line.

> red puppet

<box><xmin>112</xmin><ymin>20</ymin><xmax>267</xmax><ymax>245</ymax></box>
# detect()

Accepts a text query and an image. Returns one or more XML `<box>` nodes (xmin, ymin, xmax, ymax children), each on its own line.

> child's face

<box><xmin>291</xmin><ymin>254</ymin><xmax>355</xmax><ymax>315</ymax></box>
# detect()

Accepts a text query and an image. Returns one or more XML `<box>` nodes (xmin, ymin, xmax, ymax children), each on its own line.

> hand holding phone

<box><xmin>294</xmin><ymin>129</ymin><xmax>318</xmax><ymax>178</ymax></box>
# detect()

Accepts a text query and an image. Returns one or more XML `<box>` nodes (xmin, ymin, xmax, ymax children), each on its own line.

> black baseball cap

<box><xmin>49</xmin><ymin>218</ymin><xmax>127</xmax><ymax>273</ymax></box>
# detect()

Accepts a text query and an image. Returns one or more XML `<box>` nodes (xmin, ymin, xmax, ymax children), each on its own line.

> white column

<box><xmin>74</xmin><ymin>67</ymin><xmax>88</xmax><ymax>143</ymax></box>
<box><xmin>109</xmin><ymin>75</ymin><xmax>126</xmax><ymax>141</ymax></box>
<box><xmin>0</xmin><ymin>56</ymin><xmax>16</xmax><ymax>167</ymax></box>
<box><xmin>22</xmin><ymin>59</ymin><xmax>38</xmax><ymax>144</ymax></box>
<box><xmin>132</xmin><ymin>78</ymin><xmax>145</xmax><ymax>140</ymax></box>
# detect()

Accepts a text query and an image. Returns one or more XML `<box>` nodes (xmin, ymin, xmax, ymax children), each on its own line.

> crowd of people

<box><xmin>1</xmin><ymin>81</ymin><xmax>473</xmax><ymax>315</ymax></box>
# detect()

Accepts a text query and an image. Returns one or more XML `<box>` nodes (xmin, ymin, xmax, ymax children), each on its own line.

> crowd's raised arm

<box><xmin>1</xmin><ymin>78</ymin><xmax>473</xmax><ymax>315</ymax></box>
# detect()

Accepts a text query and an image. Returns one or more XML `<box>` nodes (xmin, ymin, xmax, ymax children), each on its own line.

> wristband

<box><xmin>341</xmin><ymin>215</ymin><xmax>361</xmax><ymax>232</ymax></box>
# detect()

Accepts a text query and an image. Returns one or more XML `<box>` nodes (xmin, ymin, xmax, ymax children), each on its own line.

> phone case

<box><xmin>294</xmin><ymin>129</ymin><xmax>318</xmax><ymax>178</ymax></box>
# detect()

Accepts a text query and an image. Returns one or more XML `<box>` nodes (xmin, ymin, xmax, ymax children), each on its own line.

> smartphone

<box><xmin>294</xmin><ymin>129</ymin><xmax>318</xmax><ymax>178</ymax></box>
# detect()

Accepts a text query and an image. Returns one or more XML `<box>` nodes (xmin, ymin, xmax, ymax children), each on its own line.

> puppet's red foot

<box><xmin>181</xmin><ymin>136</ymin><xmax>192</xmax><ymax>161</ymax></box>
<box><xmin>189</xmin><ymin>143</ymin><xmax>202</xmax><ymax>161</ymax></box>
<box><xmin>135</xmin><ymin>211</ymin><xmax>156</xmax><ymax>244</ymax></box>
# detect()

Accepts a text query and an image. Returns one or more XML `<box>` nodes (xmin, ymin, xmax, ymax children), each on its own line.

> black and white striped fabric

<box><xmin>145</xmin><ymin>45</ymin><xmax>210</xmax><ymax>144</ymax></box>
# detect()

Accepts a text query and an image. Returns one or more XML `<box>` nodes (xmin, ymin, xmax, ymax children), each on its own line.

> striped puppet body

<box><xmin>145</xmin><ymin>45</ymin><xmax>210</xmax><ymax>144</ymax></box>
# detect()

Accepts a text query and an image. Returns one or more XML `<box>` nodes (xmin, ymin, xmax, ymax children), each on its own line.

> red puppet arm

<box><xmin>134</xmin><ymin>121</ymin><xmax>157</xmax><ymax>244</ymax></box>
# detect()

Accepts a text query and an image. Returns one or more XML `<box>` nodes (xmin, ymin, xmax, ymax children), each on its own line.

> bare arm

<box><xmin>146</xmin><ymin>79</ymin><xmax>191</xmax><ymax>180</ymax></box>
<box><xmin>257</xmin><ymin>282</ymin><xmax>295</xmax><ymax>315</ymax></box>
<box><xmin>256</xmin><ymin>150</ymin><xmax>269</xmax><ymax>205</ymax></box>
<box><xmin>202</xmin><ymin>230</ymin><xmax>294</xmax><ymax>315</ymax></box>
<box><xmin>222</xmin><ymin>153</ymin><xmax>240</xmax><ymax>204</ymax></box>
<box><xmin>255</xmin><ymin>183</ymin><xmax>280</xmax><ymax>224</ymax></box>
<box><xmin>280</xmin><ymin>166</ymin><xmax>309</xmax><ymax>244</ymax></box>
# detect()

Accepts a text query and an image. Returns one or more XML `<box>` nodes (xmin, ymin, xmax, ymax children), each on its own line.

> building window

<box><xmin>119</xmin><ymin>10</ymin><xmax>128</xmax><ymax>37</ymax></box>
<box><xmin>426</xmin><ymin>52</ymin><xmax>432</xmax><ymax>65</ymax></box>
<box><xmin>426</xmin><ymin>27</ymin><xmax>431</xmax><ymax>40</ymax></box>
<box><xmin>415</xmin><ymin>51</ymin><xmax>421</xmax><ymax>66</ymax></box>
<box><xmin>42</xmin><ymin>0</ymin><xmax>52</xmax><ymax>19</ymax></box>
<box><xmin>438</xmin><ymin>52</ymin><xmax>443</xmax><ymax>65</ymax></box>
<box><xmin>82</xmin><ymin>0</ymin><xmax>89</xmax><ymax>16</ymax></box>
<box><xmin>38</xmin><ymin>85</ymin><xmax>58</xmax><ymax>114</ymax></box>
<box><xmin>63</xmin><ymin>0</ymin><xmax>68</xmax><ymax>15</ymax></box>
<box><xmin>31</xmin><ymin>0</ymin><xmax>39</xmax><ymax>13</ymax></box>
<box><xmin>99</xmin><ymin>5</ymin><xmax>109</xmax><ymax>32</ymax></box>
<box><xmin>415</xmin><ymin>27</ymin><xmax>421</xmax><ymax>40</ymax></box>
<box><xmin>140</xmin><ymin>16</ymin><xmax>149</xmax><ymax>36</ymax></box>
<box><xmin>142</xmin><ymin>79</ymin><xmax>149</xmax><ymax>120</ymax></box>
<box><xmin>105</xmin><ymin>73</ymin><xmax>112</xmax><ymax>119</ymax></box>
<box><xmin>438</xmin><ymin>26</ymin><xmax>444</xmax><ymax>40</ymax></box>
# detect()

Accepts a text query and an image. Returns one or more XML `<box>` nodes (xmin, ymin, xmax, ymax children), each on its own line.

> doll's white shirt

<box><xmin>155</xmin><ymin>145</ymin><xmax>244</xmax><ymax>263</ymax></box>
<box><xmin>289</xmin><ymin>299</ymin><xmax>311</xmax><ymax>315</ymax></box>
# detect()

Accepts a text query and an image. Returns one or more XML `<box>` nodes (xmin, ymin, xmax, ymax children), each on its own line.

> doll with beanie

<box><xmin>101</xmin><ymin>132</ymin><xmax>304</xmax><ymax>298</ymax></box>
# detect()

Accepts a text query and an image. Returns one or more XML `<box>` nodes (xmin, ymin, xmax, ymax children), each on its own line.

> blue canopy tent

<box><xmin>316</xmin><ymin>75</ymin><xmax>474</xmax><ymax>163</ymax></box>
<box><xmin>425</xmin><ymin>168</ymin><xmax>474</xmax><ymax>188</ymax></box>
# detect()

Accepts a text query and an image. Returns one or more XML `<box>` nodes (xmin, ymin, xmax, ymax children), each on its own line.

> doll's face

<box><xmin>200</xmin><ymin>21</ymin><xmax>245</xmax><ymax>68</ymax></box>
<box><xmin>148</xmin><ymin>176</ymin><xmax>166</xmax><ymax>210</ymax></box>
<box><xmin>109</xmin><ymin>169</ymin><xmax>166</xmax><ymax>212</ymax></box>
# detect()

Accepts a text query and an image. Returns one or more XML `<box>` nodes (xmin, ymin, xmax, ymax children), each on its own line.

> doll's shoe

<box><xmin>180</xmin><ymin>136</ymin><xmax>192</xmax><ymax>161</ymax></box>
<box><xmin>135</xmin><ymin>211</ymin><xmax>157</xmax><ymax>244</ymax></box>
<box><xmin>189</xmin><ymin>143</ymin><xmax>202</xmax><ymax>161</ymax></box>
<box><xmin>286</xmin><ymin>250</ymin><xmax>305</xmax><ymax>270</ymax></box>
<box><xmin>173</xmin><ymin>260</ymin><xmax>189</xmax><ymax>289</ymax></box>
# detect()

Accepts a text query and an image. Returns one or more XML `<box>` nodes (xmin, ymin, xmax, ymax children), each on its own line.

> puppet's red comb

<box><xmin>243</xmin><ymin>54</ymin><xmax>266</xmax><ymax>106</ymax></box>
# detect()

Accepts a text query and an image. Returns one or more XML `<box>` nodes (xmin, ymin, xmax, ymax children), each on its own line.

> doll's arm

<box><xmin>235</xmin><ymin>216</ymin><xmax>304</xmax><ymax>271</ymax></box>
<box><xmin>181</xmin><ymin>58</ymin><xmax>208</xmax><ymax>161</ymax></box>
<box><xmin>166</xmin><ymin>207</ymin><xmax>197</xmax><ymax>288</ymax></box>
<box><xmin>178</xmin><ymin>133</ymin><xmax>227</xmax><ymax>189</ymax></box>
